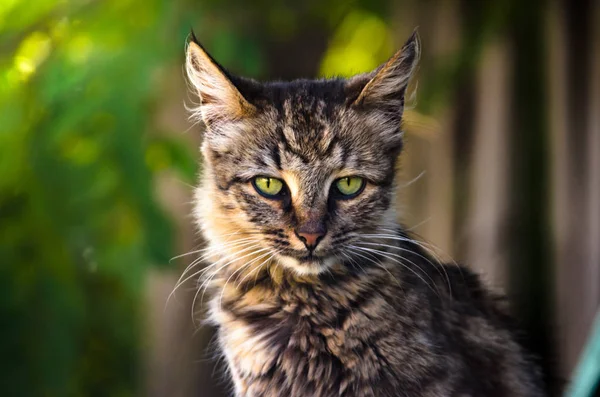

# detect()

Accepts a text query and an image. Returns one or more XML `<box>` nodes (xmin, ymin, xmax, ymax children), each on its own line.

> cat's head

<box><xmin>187</xmin><ymin>32</ymin><xmax>419</xmax><ymax>276</ymax></box>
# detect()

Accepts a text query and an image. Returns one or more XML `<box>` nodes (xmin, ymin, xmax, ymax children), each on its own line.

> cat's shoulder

<box><xmin>435</xmin><ymin>262</ymin><xmax>518</xmax><ymax>329</ymax></box>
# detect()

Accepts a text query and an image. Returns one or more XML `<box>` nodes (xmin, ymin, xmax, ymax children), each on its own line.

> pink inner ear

<box><xmin>349</xmin><ymin>32</ymin><xmax>420</xmax><ymax>107</ymax></box>
<box><xmin>186</xmin><ymin>41</ymin><xmax>256</xmax><ymax>126</ymax></box>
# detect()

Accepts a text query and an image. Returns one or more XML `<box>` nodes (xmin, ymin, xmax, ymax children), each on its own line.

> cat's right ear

<box><xmin>186</xmin><ymin>36</ymin><xmax>256</xmax><ymax>129</ymax></box>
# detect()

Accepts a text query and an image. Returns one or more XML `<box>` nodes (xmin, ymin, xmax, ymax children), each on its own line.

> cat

<box><xmin>184</xmin><ymin>31</ymin><xmax>546</xmax><ymax>397</ymax></box>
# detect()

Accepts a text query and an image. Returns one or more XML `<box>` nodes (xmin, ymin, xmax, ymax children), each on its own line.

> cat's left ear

<box><xmin>348</xmin><ymin>30</ymin><xmax>420</xmax><ymax>111</ymax></box>
<box><xmin>186</xmin><ymin>36</ymin><xmax>256</xmax><ymax>128</ymax></box>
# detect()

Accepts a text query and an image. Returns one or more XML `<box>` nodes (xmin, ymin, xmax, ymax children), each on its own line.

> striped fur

<box><xmin>185</xmin><ymin>32</ymin><xmax>545</xmax><ymax>396</ymax></box>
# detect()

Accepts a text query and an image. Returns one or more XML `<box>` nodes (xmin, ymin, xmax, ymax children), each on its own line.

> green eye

<box><xmin>253</xmin><ymin>176</ymin><xmax>284</xmax><ymax>198</ymax></box>
<box><xmin>335</xmin><ymin>176</ymin><xmax>365</xmax><ymax>198</ymax></box>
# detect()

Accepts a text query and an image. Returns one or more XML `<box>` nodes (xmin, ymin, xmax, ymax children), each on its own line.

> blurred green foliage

<box><xmin>0</xmin><ymin>0</ymin><xmax>197</xmax><ymax>395</ymax></box>
<box><xmin>319</xmin><ymin>9</ymin><xmax>394</xmax><ymax>77</ymax></box>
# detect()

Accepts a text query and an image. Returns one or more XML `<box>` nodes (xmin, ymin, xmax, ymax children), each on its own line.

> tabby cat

<box><xmin>184</xmin><ymin>31</ymin><xmax>545</xmax><ymax>397</ymax></box>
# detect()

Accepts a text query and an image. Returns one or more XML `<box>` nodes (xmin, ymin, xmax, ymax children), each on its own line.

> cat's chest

<box><xmin>211</xmin><ymin>282</ymin><xmax>397</xmax><ymax>396</ymax></box>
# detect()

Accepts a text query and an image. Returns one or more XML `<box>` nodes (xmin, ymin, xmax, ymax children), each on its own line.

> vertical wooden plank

<box><xmin>391</xmin><ymin>0</ymin><xmax>429</xmax><ymax>236</ymax></box>
<box><xmin>548</xmin><ymin>0</ymin><xmax>571</xmax><ymax>380</ymax></box>
<box><xmin>464</xmin><ymin>40</ymin><xmax>511</xmax><ymax>291</ymax></box>
<box><xmin>421</xmin><ymin>0</ymin><xmax>460</xmax><ymax>258</ymax></box>
<box><xmin>395</xmin><ymin>0</ymin><xmax>460</xmax><ymax>262</ymax></box>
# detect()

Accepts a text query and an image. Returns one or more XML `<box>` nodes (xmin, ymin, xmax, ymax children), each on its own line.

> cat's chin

<box><xmin>275</xmin><ymin>254</ymin><xmax>336</xmax><ymax>276</ymax></box>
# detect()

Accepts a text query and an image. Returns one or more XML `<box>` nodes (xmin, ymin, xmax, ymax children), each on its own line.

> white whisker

<box><xmin>235</xmin><ymin>249</ymin><xmax>280</xmax><ymax>289</ymax></box>
<box><xmin>349</xmin><ymin>245</ymin><xmax>440</xmax><ymax>297</ymax></box>
<box><xmin>345</xmin><ymin>246</ymin><xmax>402</xmax><ymax>288</ymax></box>
<box><xmin>193</xmin><ymin>246</ymin><xmax>272</xmax><ymax>319</ymax></box>
<box><xmin>398</xmin><ymin>170</ymin><xmax>426</xmax><ymax>189</ymax></box>
<box><xmin>218</xmin><ymin>249</ymin><xmax>276</xmax><ymax>309</ymax></box>
<box><xmin>359</xmin><ymin>240</ymin><xmax>452</xmax><ymax>298</ymax></box>
<box><xmin>168</xmin><ymin>240</ymin><xmax>260</xmax><ymax>302</ymax></box>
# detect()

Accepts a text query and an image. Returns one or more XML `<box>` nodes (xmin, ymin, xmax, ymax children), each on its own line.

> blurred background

<box><xmin>1</xmin><ymin>0</ymin><xmax>599</xmax><ymax>396</ymax></box>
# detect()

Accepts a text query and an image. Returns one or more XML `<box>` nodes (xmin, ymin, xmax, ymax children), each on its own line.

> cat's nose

<box><xmin>295</xmin><ymin>231</ymin><xmax>325</xmax><ymax>251</ymax></box>
<box><xmin>295</xmin><ymin>219</ymin><xmax>326</xmax><ymax>251</ymax></box>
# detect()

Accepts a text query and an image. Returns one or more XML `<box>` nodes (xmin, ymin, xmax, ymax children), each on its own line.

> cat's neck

<box><xmin>206</xmin><ymin>256</ymin><xmax>398</xmax><ymax>325</ymax></box>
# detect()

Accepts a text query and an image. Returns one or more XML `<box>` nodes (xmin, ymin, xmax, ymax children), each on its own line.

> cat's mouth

<box><xmin>276</xmin><ymin>250</ymin><xmax>334</xmax><ymax>275</ymax></box>
<box><xmin>296</xmin><ymin>252</ymin><xmax>324</xmax><ymax>263</ymax></box>
<box><xmin>279</xmin><ymin>247</ymin><xmax>327</xmax><ymax>262</ymax></box>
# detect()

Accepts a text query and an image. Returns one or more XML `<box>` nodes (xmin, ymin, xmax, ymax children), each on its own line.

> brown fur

<box><xmin>184</xmin><ymin>31</ymin><xmax>545</xmax><ymax>397</ymax></box>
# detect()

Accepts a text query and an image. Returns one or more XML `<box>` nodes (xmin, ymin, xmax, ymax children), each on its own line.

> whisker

<box><xmin>194</xmin><ymin>246</ymin><xmax>272</xmax><ymax>317</ymax></box>
<box><xmin>218</xmin><ymin>249</ymin><xmax>276</xmax><ymax>309</ymax></box>
<box><xmin>339</xmin><ymin>250</ymin><xmax>367</xmax><ymax>275</ymax></box>
<box><xmin>168</xmin><ymin>242</ymin><xmax>262</xmax><ymax>307</ymax></box>
<box><xmin>398</xmin><ymin>170</ymin><xmax>426</xmax><ymax>189</ymax></box>
<box><xmin>359</xmin><ymin>240</ymin><xmax>452</xmax><ymax>298</ymax></box>
<box><xmin>171</xmin><ymin>239</ymin><xmax>260</xmax><ymax>295</ymax></box>
<box><xmin>404</xmin><ymin>218</ymin><xmax>431</xmax><ymax>232</ymax></box>
<box><xmin>170</xmin><ymin>235</ymin><xmax>259</xmax><ymax>263</ymax></box>
<box><xmin>374</xmin><ymin>228</ymin><xmax>456</xmax><ymax>266</ymax></box>
<box><xmin>345</xmin><ymin>246</ymin><xmax>402</xmax><ymax>288</ymax></box>
<box><xmin>349</xmin><ymin>245</ymin><xmax>440</xmax><ymax>297</ymax></box>
<box><xmin>170</xmin><ymin>248</ymin><xmax>204</xmax><ymax>262</ymax></box>
<box><xmin>196</xmin><ymin>245</ymin><xmax>269</xmax><ymax>290</ymax></box>
<box><xmin>362</xmin><ymin>232</ymin><xmax>447</xmax><ymax>266</ymax></box>
<box><xmin>368</xmin><ymin>229</ymin><xmax>461</xmax><ymax>293</ymax></box>
<box><xmin>234</xmin><ymin>249</ymin><xmax>280</xmax><ymax>289</ymax></box>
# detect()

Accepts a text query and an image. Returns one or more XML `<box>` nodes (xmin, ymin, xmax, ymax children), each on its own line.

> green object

<box><xmin>567</xmin><ymin>312</ymin><xmax>600</xmax><ymax>397</ymax></box>
<box><xmin>0</xmin><ymin>0</ymin><xmax>193</xmax><ymax>395</ymax></box>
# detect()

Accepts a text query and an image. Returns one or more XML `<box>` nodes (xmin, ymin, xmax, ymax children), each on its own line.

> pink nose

<box><xmin>296</xmin><ymin>232</ymin><xmax>325</xmax><ymax>250</ymax></box>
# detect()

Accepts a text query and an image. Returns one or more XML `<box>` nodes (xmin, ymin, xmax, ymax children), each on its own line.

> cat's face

<box><xmin>187</xmin><ymin>33</ymin><xmax>419</xmax><ymax>276</ymax></box>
